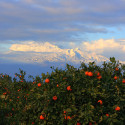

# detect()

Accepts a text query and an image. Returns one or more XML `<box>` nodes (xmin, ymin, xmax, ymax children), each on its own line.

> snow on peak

<box><xmin>8</xmin><ymin>41</ymin><xmax>110</xmax><ymax>64</ymax></box>
<box><xmin>66</xmin><ymin>49</ymin><xmax>77</xmax><ymax>57</ymax></box>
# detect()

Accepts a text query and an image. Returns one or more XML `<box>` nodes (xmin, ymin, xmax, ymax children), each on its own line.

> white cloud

<box><xmin>9</xmin><ymin>39</ymin><xmax>125</xmax><ymax>54</ymax></box>
<box><xmin>80</xmin><ymin>39</ymin><xmax>124</xmax><ymax>53</ymax></box>
<box><xmin>76</xmin><ymin>38</ymin><xmax>125</xmax><ymax>61</ymax></box>
<box><xmin>9</xmin><ymin>41</ymin><xmax>63</xmax><ymax>52</ymax></box>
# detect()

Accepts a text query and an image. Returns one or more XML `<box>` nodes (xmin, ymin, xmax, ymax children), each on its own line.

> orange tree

<box><xmin>0</xmin><ymin>57</ymin><xmax>125</xmax><ymax>125</ymax></box>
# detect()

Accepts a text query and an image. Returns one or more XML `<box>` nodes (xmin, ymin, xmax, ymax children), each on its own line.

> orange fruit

<box><xmin>115</xmin><ymin>67</ymin><xmax>119</xmax><ymax>71</ymax></box>
<box><xmin>97</xmin><ymin>72</ymin><xmax>100</xmax><ymax>76</ymax></box>
<box><xmin>40</xmin><ymin>115</ymin><xmax>45</xmax><ymax>120</ymax></box>
<box><xmin>115</xmin><ymin>106</ymin><xmax>120</xmax><ymax>111</ymax></box>
<box><xmin>114</xmin><ymin>76</ymin><xmax>118</xmax><ymax>80</ymax></box>
<box><xmin>97</xmin><ymin>75</ymin><xmax>102</xmax><ymax>80</ymax></box>
<box><xmin>67</xmin><ymin>116</ymin><xmax>71</xmax><ymax>119</ymax></box>
<box><xmin>98</xmin><ymin>100</ymin><xmax>103</xmax><ymax>105</ymax></box>
<box><xmin>122</xmin><ymin>79</ymin><xmax>125</xmax><ymax>83</ymax></box>
<box><xmin>53</xmin><ymin>96</ymin><xmax>57</xmax><ymax>100</ymax></box>
<box><xmin>85</xmin><ymin>71</ymin><xmax>89</xmax><ymax>76</ymax></box>
<box><xmin>67</xmin><ymin>86</ymin><xmax>72</xmax><ymax>91</ymax></box>
<box><xmin>57</xmin><ymin>84</ymin><xmax>59</xmax><ymax>87</ymax></box>
<box><xmin>77</xmin><ymin>122</ymin><xmax>81</xmax><ymax>125</ymax></box>
<box><xmin>95</xmin><ymin>71</ymin><xmax>100</xmax><ymax>76</ymax></box>
<box><xmin>65</xmin><ymin>116</ymin><xmax>71</xmax><ymax>120</ymax></box>
<box><xmin>88</xmin><ymin>72</ymin><xmax>93</xmax><ymax>76</ymax></box>
<box><xmin>45</xmin><ymin>78</ymin><xmax>50</xmax><ymax>83</ymax></box>
<box><xmin>37</xmin><ymin>83</ymin><xmax>41</xmax><ymax>87</ymax></box>
<box><xmin>106</xmin><ymin>114</ymin><xmax>109</xmax><ymax>117</ymax></box>
<box><xmin>89</xmin><ymin>122</ymin><xmax>92</xmax><ymax>125</ymax></box>
<box><xmin>3</xmin><ymin>92</ymin><xmax>7</xmax><ymax>95</ymax></box>
<box><xmin>18</xmin><ymin>89</ymin><xmax>21</xmax><ymax>91</ymax></box>
<box><xmin>64</xmin><ymin>111</ymin><xmax>66</xmax><ymax>114</ymax></box>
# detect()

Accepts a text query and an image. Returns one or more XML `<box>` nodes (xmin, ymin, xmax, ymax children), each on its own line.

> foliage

<box><xmin>0</xmin><ymin>57</ymin><xmax>125</xmax><ymax>125</ymax></box>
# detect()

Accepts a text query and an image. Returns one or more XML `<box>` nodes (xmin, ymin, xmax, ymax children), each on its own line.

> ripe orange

<box><xmin>77</xmin><ymin>122</ymin><xmax>81</xmax><ymax>125</ymax></box>
<box><xmin>88</xmin><ymin>72</ymin><xmax>93</xmax><ymax>76</ymax></box>
<box><xmin>3</xmin><ymin>92</ymin><xmax>7</xmax><ymax>95</ymax></box>
<box><xmin>106</xmin><ymin>114</ymin><xmax>109</xmax><ymax>117</ymax></box>
<box><xmin>67</xmin><ymin>86</ymin><xmax>72</xmax><ymax>91</ymax></box>
<box><xmin>98</xmin><ymin>100</ymin><xmax>103</xmax><ymax>105</ymax></box>
<box><xmin>37</xmin><ymin>83</ymin><xmax>41</xmax><ymax>87</ymax></box>
<box><xmin>45</xmin><ymin>78</ymin><xmax>50</xmax><ymax>83</ymax></box>
<box><xmin>89</xmin><ymin>122</ymin><xmax>92</xmax><ymax>125</ymax></box>
<box><xmin>85</xmin><ymin>71</ymin><xmax>89</xmax><ymax>76</ymax></box>
<box><xmin>65</xmin><ymin>116</ymin><xmax>71</xmax><ymax>120</ymax></box>
<box><xmin>97</xmin><ymin>75</ymin><xmax>102</xmax><ymax>80</ymax></box>
<box><xmin>114</xmin><ymin>76</ymin><xmax>118</xmax><ymax>80</ymax></box>
<box><xmin>40</xmin><ymin>115</ymin><xmax>45</xmax><ymax>120</ymax></box>
<box><xmin>115</xmin><ymin>106</ymin><xmax>120</xmax><ymax>111</ymax></box>
<box><xmin>97</xmin><ymin>72</ymin><xmax>100</xmax><ymax>76</ymax></box>
<box><xmin>115</xmin><ymin>67</ymin><xmax>119</xmax><ymax>71</ymax></box>
<box><xmin>122</xmin><ymin>79</ymin><xmax>125</xmax><ymax>83</ymax></box>
<box><xmin>57</xmin><ymin>84</ymin><xmax>59</xmax><ymax>87</ymax></box>
<box><xmin>64</xmin><ymin>111</ymin><xmax>66</xmax><ymax>114</ymax></box>
<box><xmin>53</xmin><ymin>96</ymin><xmax>57</xmax><ymax>100</ymax></box>
<box><xmin>95</xmin><ymin>71</ymin><xmax>100</xmax><ymax>76</ymax></box>
<box><xmin>18</xmin><ymin>89</ymin><xmax>21</xmax><ymax>91</ymax></box>
<box><xmin>67</xmin><ymin>116</ymin><xmax>71</xmax><ymax>119</ymax></box>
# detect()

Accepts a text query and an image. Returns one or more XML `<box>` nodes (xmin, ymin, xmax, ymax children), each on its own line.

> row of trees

<box><xmin>0</xmin><ymin>57</ymin><xmax>125</xmax><ymax>125</ymax></box>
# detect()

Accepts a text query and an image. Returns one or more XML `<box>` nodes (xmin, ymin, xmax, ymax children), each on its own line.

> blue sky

<box><xmin>0</xmin><ymin>0</ymin><xmax>125</xmax><ymax>77</ymax></box>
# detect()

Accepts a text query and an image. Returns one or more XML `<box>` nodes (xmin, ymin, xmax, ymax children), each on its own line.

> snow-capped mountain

<box><xmin>6</xmin><ymin>46</ymin><xmax>109</xmax><ymax>64</ymax></box>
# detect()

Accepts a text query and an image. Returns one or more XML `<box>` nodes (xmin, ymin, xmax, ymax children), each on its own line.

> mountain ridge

<box><xmin>6</xmin><ymin>47</ymin><xmax>110</xmax><ymax>64</ymax></box>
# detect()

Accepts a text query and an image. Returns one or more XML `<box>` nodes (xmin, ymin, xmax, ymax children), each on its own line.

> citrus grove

<box><xmin>0</xmin><ymin>57</ymin><xmax>125</xmax><ymax>125</ymax></box>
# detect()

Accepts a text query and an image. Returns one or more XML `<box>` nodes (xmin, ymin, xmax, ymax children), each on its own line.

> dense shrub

<box><xmin>0</xmin><ymin>57</ymin><xmax>125</xmax><ymax>125</ymax></box>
